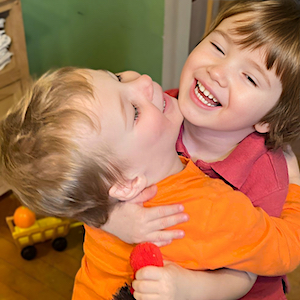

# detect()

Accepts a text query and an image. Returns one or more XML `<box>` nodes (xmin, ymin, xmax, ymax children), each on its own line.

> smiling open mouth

<box><xmin>194</xmin><ymin>81</ymin><xmax>221</xmax><ymax>107</ymax></box>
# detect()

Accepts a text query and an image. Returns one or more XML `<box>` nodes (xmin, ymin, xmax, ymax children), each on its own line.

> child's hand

<box><xmin>132</xmin><ymin>261</ymin><xmax>187</xmax><ymax>300</ymax></box>
<box><xmin>284</xmin><ymin>145</ymin><xmax>300</xmax><ymax>186</ymax></box>
<box><xmin>132</xmin><ymin>263</ymin><xmax>257</xmax><ymax>300</ymax></box>
<box><xmin>102</xmin><ymin>186</ymin><xmax>188</xmax><ymax>246</ymax></box>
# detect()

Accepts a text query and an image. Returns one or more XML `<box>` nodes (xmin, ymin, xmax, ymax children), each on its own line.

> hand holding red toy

<box><xmin>130</xmin><ymin>242</ymin><xmax>164</xmax><ymax>294</ymax></box>
<box><xmin>113</xmin><ymin>242</ymin><xmax>163</xmax><ymax>299</ymax></box>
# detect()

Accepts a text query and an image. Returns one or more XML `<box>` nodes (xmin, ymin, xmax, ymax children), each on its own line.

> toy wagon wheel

<box><xmin>21</xmin><ymin>245</ymin><xmax>37</xmax><ymax>260</ymax></box>
<box><xmin>52</xmin><ymin>237</ymin><xmax>68</xmax><ymax>251</ymax></box>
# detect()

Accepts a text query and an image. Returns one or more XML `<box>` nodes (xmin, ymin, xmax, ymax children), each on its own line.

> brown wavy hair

<box><xmin>206</xmin><ymin>0</ymin><xmax>300</xmax><ymax>149</ymax></box>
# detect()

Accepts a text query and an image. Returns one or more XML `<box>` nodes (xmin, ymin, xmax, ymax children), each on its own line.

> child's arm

<box><xmin>284</xmin><ymin>145</ymin><xmax>300</xmax><ymax>185</ymax></box>
<box><xmin>132</xmin><ymin>263</ymin><xmax>257</xmax><ymax>300</ymax></box>
<box><xmin>131</xmin><ymin>155</ymin><xmax>300</xmax><ymax>300</ymax></box>
<box><xmin>162</xmin><ymin>184</ymin><xmax>300</xmax><ymax>275</ymax></box>
<box><xmin>103</xmin><ymin>148</ymin><xmax>300</xmax><ymax>250</ymax></box>
<box><xmin>103</xmin><ymin>151</ymin><xmax>300</xmax><ymax>275</ymax></box>
<box><xmin>103</xmin><ymin>187</ymin><xmax>300</xmax><ymax>276</ymax></box>
<box><xmin>104</xmin><ymin>183</ymin><xmax>300</xmax><ymax>275</ymax></box>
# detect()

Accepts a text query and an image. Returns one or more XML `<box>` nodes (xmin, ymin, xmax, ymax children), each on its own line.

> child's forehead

<box><xmin>212</xmin><ymin>15</ymin><xmax>265</xmax><ymax>52</ymax></box>
<box><xmin>213</xmin><ymin>13</ymin><xmax>275</xmax><ymax>66</ymax></box>
<box><xmin>216</xmin><ymin>12</ymin><xmax>255</xmax><ymax>34</ymax></box>
<box><xmin>82</xmin><ymin>69</ymin><xmax>125</xmax><ymax>127</ymax></box>
<box><xmin>84</xmin><ymin>69</ymin><xmax>114</xmax><ymax>102</ymax></box>
<box><xmin>85</xmin><ymin>69</ymin><xmax>110</xmax><ymax>85</ymax></box>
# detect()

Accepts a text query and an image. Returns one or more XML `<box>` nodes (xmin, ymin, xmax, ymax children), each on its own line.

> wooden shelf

<box><xmin>0</xmin><ymin>0</ymin><xmax>29</xmax><ymax>87</ymax></box>
<box><xmin>0</xmin><ymin>0</ymin><xmax>29</xmax><ymax>195</ymax></box>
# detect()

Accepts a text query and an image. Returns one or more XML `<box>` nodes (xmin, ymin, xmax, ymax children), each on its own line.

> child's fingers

<box><xmin>149</xmin><ymin>229</ymin><xmax>185</xmax><ymax>245</ymax></box>
<box><xmin>132</xmin><ymin>279</ymin><xmax>159</xmax><ymax>294</ymax></box>
<box><xmin>152</xmin><ymin>240</ymin><xmax>172</xmax><ymax>247</ymax></box>
<box><xmin>135</xmin><ymin>266</ymin><xmax>162</xmax><ymax>281</ymax></box>
<box><xmin>133</xmin><ymin>291</ymin><xmax>158</xmax><ymax>300</ymax></box>
<box><xmin>131</xmin><ymin>204</ymin><xmax>188</xmax><ymax>240</ymax></box>
<box><xmin>143</xmin><ymin>204</ymin><xmax>186</xmax><ymax>221</ymax></box>
<box><xmin>144</xmin><ymin>205</ymin><xmax>189</xmax><ymax>229</ymax></box>
<box><xmin>153</xmin><ymin>211</ymin><xmax>189</xmax><ymax>230</ymax></box>
<box><xmin>141</xmin><ymin>206</ymin><xmax>188</xmax><ymax>243</ymax></box>
<box><xmin>133</xmin><ymin>264</ymin><xmax>177</xmax><ymax>300</ymax></box>
<box><xmin>132</xmin><ymin>275</ymin><xmax>162</xmax><ymax>299</ymax></box>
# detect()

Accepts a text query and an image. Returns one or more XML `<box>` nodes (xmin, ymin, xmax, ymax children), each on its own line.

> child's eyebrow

<box><xmin>213</xmin><ymin>29</ymin><xmax>233</xmax><ymax>44</ymax></box>
<box><xmin>105</xmin><ymin>70</ymin><xmax>119</xmax><ymax>81</ymax></box>
<box><xmin>119</xmin><ymin>97</ymin><xmax>128</xmax><ymax>128</ymax></box>
<box><xmin>103</xmin><ymin>70</ymin><xmax>128</xmax><ymax>126</ymax></box>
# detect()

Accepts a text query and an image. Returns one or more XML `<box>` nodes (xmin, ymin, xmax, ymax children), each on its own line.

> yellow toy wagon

<box><xmin>6</xmin><ymin>214</ymin><xmax>83</xmax><ymax>260</ymax></box>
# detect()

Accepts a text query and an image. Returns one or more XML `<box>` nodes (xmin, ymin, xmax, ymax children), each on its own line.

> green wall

<box><xmin>21</xmin><ymin>0</ymin><xmax>164</xmax><ymax>83</ymax></box>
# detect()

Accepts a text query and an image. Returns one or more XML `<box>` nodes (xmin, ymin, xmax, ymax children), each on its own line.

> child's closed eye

<box><xmin>133</xmin><ymin>105</ymin><xmax>139</xmax><ymax>121</ymax></box>
<box><xmin>245</xmin><ymin>74</ymin><xmax>257</xmax><ymax>87</ymax></box>
<box><xmin>115</xmin><ymin>74</ymin><xmax>122</xmax><ymax>82</ymax></box>
<box><xmin>211</xmin><ymin>42</ymin><xmax>225</xmax><ymax>55</ymax></box>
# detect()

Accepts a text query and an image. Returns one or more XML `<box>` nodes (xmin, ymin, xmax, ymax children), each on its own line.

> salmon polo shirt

<box><xmin>176</xmin><ymin>126</ymin><xmax>289</xmax><ymax>300</ymax></box>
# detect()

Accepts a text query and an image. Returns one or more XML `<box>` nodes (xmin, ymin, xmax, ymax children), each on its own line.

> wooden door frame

<box><xmin>162</xmin><ymin>0</ymin><xmax>192</xmax><ymax>90</ymax></box>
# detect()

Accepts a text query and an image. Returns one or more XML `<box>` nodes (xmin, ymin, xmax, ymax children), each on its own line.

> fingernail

<box><xmin>183</xmin><ymin>214</ymin><xmax>189</xmax><ymax>221</ymax></box>
<box><xmin>178</xmin><ymin>231</ymin><xmax>185</xmax><ymax>238</ymax></box>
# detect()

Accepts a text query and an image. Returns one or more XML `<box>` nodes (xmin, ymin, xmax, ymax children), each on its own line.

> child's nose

<box><xmin>207</xmin><ymin>63</ymin><xmax>228</xmax><ymax>88</ymax></box>
<box><xmin>132</xmin><ymin>74</ymin><xmax>154</xmax><ymax>101</ymax></box>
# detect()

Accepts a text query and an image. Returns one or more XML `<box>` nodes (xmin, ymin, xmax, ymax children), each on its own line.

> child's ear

<box><xmin>109</xmin><ymin>175</ymin><xmax>147</xmax><ymax>201</ymax></box>
<box><xmin>254</xmin><ymin>122</ymin><xmax>270</xmax><ymax>133</ymax></box>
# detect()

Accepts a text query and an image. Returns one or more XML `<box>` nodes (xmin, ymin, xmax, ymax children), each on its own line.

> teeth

<box><xmin>163</xmin><ymin>99</ymin><xmax>166</xmax><ymax>112</ymax></box>
<box><xmin>194</xmin><ymin>81</ymin><xmax>219</xmax><ymax>107</ymax></box>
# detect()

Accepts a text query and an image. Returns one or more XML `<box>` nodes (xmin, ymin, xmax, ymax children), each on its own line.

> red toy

<box><xmin>113</xmin><ymin>242</ymin><xmax>163</xmax><ymax>299</ymax></box>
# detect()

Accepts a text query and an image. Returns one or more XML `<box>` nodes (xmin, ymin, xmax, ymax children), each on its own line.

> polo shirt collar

<box><xmin>176</xmin><ymin>125</ymin><xmax>268</xmax><ymax>190</ymax></box>
<box><xmin>210</xmin><ymin>133</ymin><xmax>268</xmax><ymax>189</ymax></box>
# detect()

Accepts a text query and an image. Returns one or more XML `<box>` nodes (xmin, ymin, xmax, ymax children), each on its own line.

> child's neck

<box><xmin>182</xmin><ymin>119</ymin><xmax>254</xmax><ymax>163</ymax></box>
<box><xmin>169</xmin><ymin>152</ymin><xmax>185</xmax><ymax>174</ymax></box>
<box><xmin>149</xmin><ymin>150</ymin><xmax>184</xmax><ymax>186</ymax></box>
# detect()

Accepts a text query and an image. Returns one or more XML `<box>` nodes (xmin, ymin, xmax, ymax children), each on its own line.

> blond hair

<box><xmin>0</xmin><ymin>67</ymin><xmax>123</xmax><ymax>227</ymax></box>
<box><xmin>207</xmin><ymin>0</ymin><xmax>300</xmax><ymax>149</ymax></box>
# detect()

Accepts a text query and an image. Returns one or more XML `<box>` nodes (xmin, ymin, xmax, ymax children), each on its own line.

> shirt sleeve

<box><xmin>161</xmin><ymin>184</ymin><xmax>300</xmax><ymax>276</ymax></box>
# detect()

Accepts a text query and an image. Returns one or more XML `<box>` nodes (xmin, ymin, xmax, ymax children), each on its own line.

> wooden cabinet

<box><xmin>0</xmin><ymin>0</ymin><xmax>29</xmax><ymax>194</ymax></box>
<box><xmin>0</xmin><ymin>0</ymin><xmax>29</xmax><ymax>111</ymax></box>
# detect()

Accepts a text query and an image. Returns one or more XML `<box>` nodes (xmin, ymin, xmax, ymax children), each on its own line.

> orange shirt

<box><xmin>72</xmin><ymin>157</ymin><xmax>300</xmax><ymax>300</ymax></box>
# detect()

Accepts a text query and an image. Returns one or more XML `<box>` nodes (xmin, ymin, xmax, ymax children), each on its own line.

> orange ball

<box><xmin>13</xmin><ymin>206</ymin><xmax>36</xmax><ymax>228</ymax></box>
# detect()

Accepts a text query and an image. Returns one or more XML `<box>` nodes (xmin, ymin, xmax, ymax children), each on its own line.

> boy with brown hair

<box><xmin>1</xmin><ymin>67</ymin><xmax>300</xmax><ymax>300</ymax></box>
<box><xmin>100</xmin><ymin>0</ymin><xmax>300</xmax><ymax>299</ymax></box>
